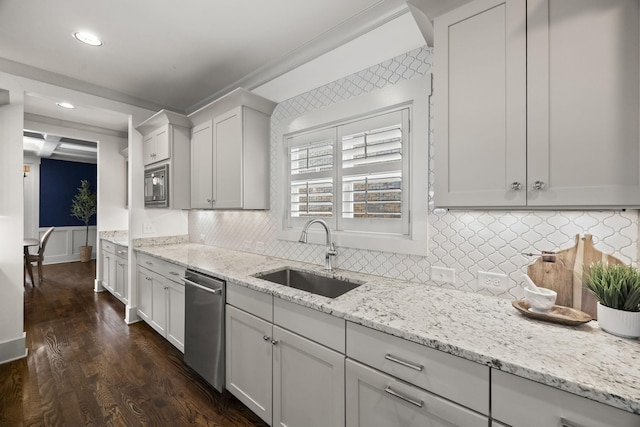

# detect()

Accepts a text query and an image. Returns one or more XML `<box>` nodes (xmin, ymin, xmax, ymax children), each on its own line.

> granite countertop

<box><xmin>136</xmin><ymin>243</ymin><xmax>640</xmax><ymax>415</ymax></box>
<box><xmin>99</xmin><ymin>231</ymin><xmax>129</xmax><ymax>247</ymax></box>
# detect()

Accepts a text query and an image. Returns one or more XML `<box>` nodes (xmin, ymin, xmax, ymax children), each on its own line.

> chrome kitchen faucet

<box><xmin>298</xmin><ymin>219</ymin><xmax>337</xmax><ymax>271</ymax></box>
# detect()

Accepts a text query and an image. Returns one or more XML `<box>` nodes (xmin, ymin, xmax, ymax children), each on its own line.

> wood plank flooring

<box><xmin>0</xmin><ymin>261</ymin><xmax>268</xmax><ymax>427</ymax></box>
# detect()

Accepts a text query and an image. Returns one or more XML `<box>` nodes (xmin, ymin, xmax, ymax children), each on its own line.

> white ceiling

<box><xmin>1</xmin><ymin>0</ymin><xmax>415</xmax><ymax>114</ymax></box>
<box><xmin>1</xmin><ymin>0</ymin><xmax>473</xmax><ymax>159</ymax></box>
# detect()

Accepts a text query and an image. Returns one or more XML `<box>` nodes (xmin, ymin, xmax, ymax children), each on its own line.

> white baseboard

<box><xmin>125</xmin><ymin>306</ymin><xmax>140</xmax><ymax>324</ymax></box>
<box><xmin>0</xmin><ymin>332</ymin><xmax>27</xmax><ymax>365</ymax></box>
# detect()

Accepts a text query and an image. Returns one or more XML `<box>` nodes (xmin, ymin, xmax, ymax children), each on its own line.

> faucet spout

<box><xmin>298</xmin><ymin>219</ymin><xmax>337</xmax><ymax>270</ymax></box>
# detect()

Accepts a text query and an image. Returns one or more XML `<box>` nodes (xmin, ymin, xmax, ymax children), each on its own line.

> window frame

<box><xmin>276</xmin><ymin>74</ymin><xmax>432</xmax><ymax>256</ymax></box>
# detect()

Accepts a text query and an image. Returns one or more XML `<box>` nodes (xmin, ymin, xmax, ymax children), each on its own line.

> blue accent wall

<box><xmin>39</xmin><ymin>159</ymin><xmax>97</xmax><ymax>227</ymax></box>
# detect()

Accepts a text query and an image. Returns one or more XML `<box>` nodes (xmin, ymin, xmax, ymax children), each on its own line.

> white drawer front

<box><xmin>137</xmin><ymin>252</ymin><xmax>159</xmax><ymax>271</ymax></box>
<box><xmin>492</xmin><ymin>370</ymin><xmax>640</xmax><ymax>427</ymax></box>
<box><xmin>114</xmin><ymin>244</ymin><xmax>127</xmax><ymax>260</ymax></box>
<box><xmin>227</xmin><ymin>281</ymin><xmax>272</xmax><ymax>322</ymax></box>
<box><xmin>346</xmin><ymin>359</ymin><xmax>488</xmax><ymax>427</ymax></box>
<box><xmin>157</xmin><ymin>259</ymin><xmax>185</xmax><ymax>283</ymax></box>
<box><xmin>346</xmin><ymin>322</ymin><xmax>489</xmax><ymax>415</ymax></box>
<box><xmin>101</xmin><ymin>240</ymin><xmax>115</xmax><ymax>254</ymax></box>
<box><xmin>274</xmin><ymin>298</ymin><xmax>345</xmax><ymax>353</ymax></box>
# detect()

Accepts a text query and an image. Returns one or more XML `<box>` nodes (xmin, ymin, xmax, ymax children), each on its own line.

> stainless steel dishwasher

<box><xmin>182</xmin><ymin>269</ymin><xmax>225</xmax><ymax>392</ymax></box>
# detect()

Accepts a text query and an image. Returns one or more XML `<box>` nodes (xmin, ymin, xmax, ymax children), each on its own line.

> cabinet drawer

<box><xmin>274</xmin><ymin>298</ymin><xmax>345</xmax><ymax>353</ymax></box>
<box><xmin>114</xmin><ymin>244</ymin><xmax>127</xmax><ymax>260</ymax></box>
<box><xmin>137</xmin><ymin>252</ymin><xmax>160</xmax><ymax>271</ymax></box>
<box><xmin>492</xmin><ymin>370</ymin><xmax>640</xmax><ymax>427</ymax></box>
<box><xmin>101</xmin><ymin>240</ymin><xmax>115</xmax><ymax>254</ymax></box>
<box><xmin>157</xmin><ymin>259</ymin><xmax>185</xmax><ymax>284</ymax></box>
<box><xmin>227</xmin><ymin>281</ymin><xmax>272</xmax><ymax>322</ymax></box>
<box><xmin>346</xmin><ymin>322</ymin><xmax>489</xmax><ymax>415</ymax></box>
<box><xmin>346</xmin><ymin>359</ymin><xmax>488</xmax><ymax>427</ymax></box>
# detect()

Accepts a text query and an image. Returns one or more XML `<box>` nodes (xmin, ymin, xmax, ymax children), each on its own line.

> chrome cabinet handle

<box><xmin>561</xmin><ymin>418</ymin><xmax>585</xmax><ymax>427</ymax></box>
<box><xmin>168</xmin><ymin>271</ymin><xmax>180</xmax><ymax>276</ymax></box>
<box><xmin>533</xmin><ymin>180</ymin><xmax>545</xmax><ymax>190</ymax></box>
<box><xmin>271</xmin><ymin>339</ymin><xmax>279</xmax><ymax>345</ymax></box>
<box><xmin>510</xmin><ymin>181</ymin><xmax>522</xmax><ymax>190</ymax></box>
<box><xmin>384</xmin><ymin>385</ymin><xmax>423</xmax><ymax>408</ymax></box>
<box><xmin>145</xmin><ymin>277</ymin><xmax>152</xmax><ymax>281</ymax></box>
<box><xmin>263</xmin><ymin>335</ymin><xmax>270</xmax><ymax>341</ymax></box>
<box><xmin>385</xmin><ymin>354</ymin><xmax>424</xmax><ymax>372</ymax></box>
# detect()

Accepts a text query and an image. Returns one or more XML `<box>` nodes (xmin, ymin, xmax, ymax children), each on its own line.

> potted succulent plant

<box><xmin>71</xmin><ymin>180</ymin><xmax>97</xmax><ymax>262</ymax></box>
<box><xmin>582</xmin><ymin>261</ymin><xmax>640</xmax><ymax>338</ymax></box>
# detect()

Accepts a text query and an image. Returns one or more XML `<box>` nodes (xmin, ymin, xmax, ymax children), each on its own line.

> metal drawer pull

<box><xmin>385</xmin><ymin>354</ymin><xmax>424</xmax><ymax>372</ymax></box>
<box><xmin>145</xmin><ymin>261</ymin><xmax>153</xmax><ymax>266</ymax></box>
<box><xmin>561</xmin><ymin>418</ymin><xmax>585</xmax><ymax>427</ymax></box>
<box><xmin>168</xmin><ymin>271</ymin><xmax>180</xmax><ymax>276</ymax></box>
<box><xmin>384</xmin><ymin>385</ymin><xmax>423</xmax><ymax>408</ymax></box>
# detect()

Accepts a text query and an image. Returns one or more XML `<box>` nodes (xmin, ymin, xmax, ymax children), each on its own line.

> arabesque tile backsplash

<box><xmin>189</xmin><ymin>45</ymin><xmax>639</xmax><ymax>300</ymax></box>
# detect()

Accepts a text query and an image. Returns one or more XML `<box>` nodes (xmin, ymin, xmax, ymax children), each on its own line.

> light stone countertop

<box><xmin>135</xmin><ymin>242</ymin><xmax>640</xmax><ymax>415</ymax></box>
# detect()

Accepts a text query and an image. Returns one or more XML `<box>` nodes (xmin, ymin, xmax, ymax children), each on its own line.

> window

<box><xmin>277</xmin><ymin>74</ymin><xmax>431</xmax><ymax>256</ymax></box>
<box><xmin>287</xmin><ymin>108</ymin><xmax>409</xmax><ymax>235</ymax></box>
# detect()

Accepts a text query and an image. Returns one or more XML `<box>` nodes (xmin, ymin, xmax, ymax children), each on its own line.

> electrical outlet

<box><xmin>142</xmin><ymin>222</ymin><xmax>155</xmax><ymax>234</ymax></box>
<box><xmin>478</xmin><ymin>271</ymin><xmax>509</xmax><ymax>291</ymax></box>
<box><xmin>255</xmin><ymin>241</ymin><xmax>265</xmax><ymax>253</ymax></box>
<box><xmin>243</xmin><ymin>240</ymin><xmax>253</xmax><ymax>250</ymax></box>
<box><xmin>431</xmin><ymin>266</ymin><xmax>455</xmax><ymax>284</ymax></box>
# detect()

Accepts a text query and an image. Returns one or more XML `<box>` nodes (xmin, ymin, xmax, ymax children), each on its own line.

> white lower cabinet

<box><xmin>114</xmin><ymin>254</ymin><xmax>128</xmax><ymax>302</ymax></box>
<box><xmin>136</xmin><ymin>254</ymin><xmax>185</xmax><ymax>352</ymax></box>
<box><xmin>225</xmin><ymin>282</ymin><xmax>345</xmax><ymax>427</ymax></box>
<box><xmin>101</xmin><ymin>240</ymin><xmax>129</xmax><ymax>304</ymax></box>
<box><xmin>346</xmin><ymin>359</ymin><xmax>487</xmax><ymax>427</ymax></box>
<box><xmin>492</xmin><ymin>370</ymin><xmax>640</xmax><ymax>427</ymax></box>
<box><xmin>272</xmin><ymin>326</ymin><xmax>344</xmax><ymax>427</ymax></box>
<box><xmin>226</xmin><ymin>305</ymin><xmax>273</xmax><ymax>424</ymax></box>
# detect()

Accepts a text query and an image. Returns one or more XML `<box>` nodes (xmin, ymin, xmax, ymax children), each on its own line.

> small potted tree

<box><xmin>582</xmin><ymin>261</ymin><xmax>640</xmax><ymax>338</ymax></box>
<box><xmin>71</xmin><ymin>180</ymin><xmax>97</xmax><ymax>262</ymax></box>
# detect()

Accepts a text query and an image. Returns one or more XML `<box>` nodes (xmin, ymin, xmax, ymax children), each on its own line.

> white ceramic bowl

<box><xmin>524</xmin><ymin>287</ymin><xmax>557</xmax><ymax>313</ymax></box>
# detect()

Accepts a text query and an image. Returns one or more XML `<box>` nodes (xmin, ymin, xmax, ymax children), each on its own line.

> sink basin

<box><xmin>254</xmin><ymin>268</ymin><xmax>362</xmax><ymax>299</ymax></box>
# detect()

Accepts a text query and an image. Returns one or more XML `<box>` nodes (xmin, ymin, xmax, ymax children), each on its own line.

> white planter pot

<box><xmin>597</xmin><ymin>302</ymin><xmax>640</xmax><ymax>339</ymax></box>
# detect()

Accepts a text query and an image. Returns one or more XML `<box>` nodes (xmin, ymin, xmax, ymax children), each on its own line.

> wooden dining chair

<box><xmin>26</xmin><ymin>226</ymin><xmax>55</xmax><ymax>284</ymax></box>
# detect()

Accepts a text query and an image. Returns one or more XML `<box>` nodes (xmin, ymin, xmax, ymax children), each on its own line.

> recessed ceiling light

<box><xmin>73</xmin><ymin>31</ymin><xmax>103</xmax><ymax>47</ymax></box>
<box><xmin>56</xmin><ymin>102</ymin><xmax>75</xmax><ymax>109</ymax></box>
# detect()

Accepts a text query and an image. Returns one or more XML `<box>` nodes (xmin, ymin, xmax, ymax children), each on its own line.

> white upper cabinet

<box><xmin>189</xmin><ymin>88</ymin><xmax>276</xmax><ymax>210</ymax></box>
<box><xmin>136</xmin><ymin>110</ymin><xmax>191</xmax><ymax>209</ymax></box>
<box><xmin>435</xmin><ymin>0</ymin><xmax>640</xmax><ymax>209</ymax></box>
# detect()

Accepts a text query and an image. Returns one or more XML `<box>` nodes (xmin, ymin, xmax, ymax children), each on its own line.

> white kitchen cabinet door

<box><xmin>190</xmin><ymin>120</ymin><xmax>214</xmax><ymax>209</ymax></box>
<box><xmin>345</xmin><ymin>359</ymin><xmax>488</xmax><ymax>427</ymax></box>
<box><xmin>213</xmin><ymin>107</ymin><xmax>243</xmax><ymax>209</ymax></box>
<box><xmin>102</xmin><ymin>252</ymin><xmax>113</xmax><ymax>292</ymax></box>
<box><xmin>272</xmin><ymin>326</ymin><xmax>345</xmax><ymax>427</ymax></box>
<box><xmin>492</xmin><ymin>370</ymin><xmax>640</xmax><ymax>427</ymax></box>
<box><xmin>114</xmin><ymin>257</ymin><xmax>127</xmax><ymax>302</ymax></box>
<box><xmin>136</xmin><ymin>268</ymin><xmax>153</xmax><ymax>322</ymax></box>
<box><xmin>226</xmin><ymin>305</ymin><xmax>273</xmax><ymax>425</ymax></box>
<box><xmin>166</xmin><ymin>280</ymin><xmax>185</xmax><ymax>353</ymax></box>
<box><xmin>143</xmin><ymin>124</ymin><xmax>170</xmax><ymax>166</ymax></box>
<box><xmin>434</xmin><ymin>0</ymin><xmax>527</xmax><ymax>208</ymax></box>
<box><xmin>526</xmin><ymin>0</ymin><xmax>640</xmax><ymax>207</ymax></box>
<box><xmin>149</xmin><ymin>273</ymin><xmax>167</xmax><ymax>336</ymax></box>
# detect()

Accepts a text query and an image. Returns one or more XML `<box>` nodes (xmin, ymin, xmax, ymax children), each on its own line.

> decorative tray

<box><xmin>512</xmin><ymin>300</ymin><xmax>592</xmax><ymax>326</ymax></box>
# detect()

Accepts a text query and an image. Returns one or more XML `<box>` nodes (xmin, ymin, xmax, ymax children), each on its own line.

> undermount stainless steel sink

<box><xmin>254</xmin><ymin>268</ymin><xmax>362</xmax><ymax>299</ymax></box>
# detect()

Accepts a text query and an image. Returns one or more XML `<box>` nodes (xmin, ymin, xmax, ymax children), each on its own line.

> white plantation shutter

<box><xmin>287</xmin><ymin>129</ymin><xmax>335</xmax><ymax>227</ymax></box>
<box><xmin>339</xmin><ymin>109</ymin><xmax>409</xmax><ymax>234</ymax></box>
<box><xmin>286</xmin><ymin>108</ymin><xmax>409</xmax><ymax>235</ymax></box>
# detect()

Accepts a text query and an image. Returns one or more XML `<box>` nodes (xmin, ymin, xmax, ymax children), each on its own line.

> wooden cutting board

<box><xmin>526</xmin><ymin>234</ymin><xmax>624</xmax><ymax>319</ymax></box>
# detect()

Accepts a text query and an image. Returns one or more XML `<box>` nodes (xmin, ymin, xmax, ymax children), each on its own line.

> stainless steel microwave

<box><xmin>144</xmin><ymin>164</ymin><xmax>169</xmax><ymax>208</ymax></box>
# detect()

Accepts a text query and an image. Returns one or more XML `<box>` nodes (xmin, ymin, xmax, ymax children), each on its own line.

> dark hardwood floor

<box><xmin>0</xmin><ymin>261</ymin><xmax>268</xmax><ymax>427</ymax></box>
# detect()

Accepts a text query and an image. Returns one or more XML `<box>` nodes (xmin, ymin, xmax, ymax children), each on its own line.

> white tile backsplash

<box><xmin>189</xmin><ymin>45</ymin><xmax>639</xmax><ymax>300</ymax></box>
